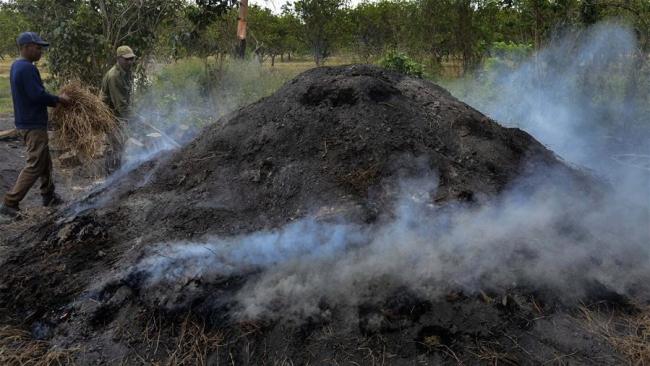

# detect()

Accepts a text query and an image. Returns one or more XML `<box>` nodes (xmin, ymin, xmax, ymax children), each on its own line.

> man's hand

<box><xmin>58</xmin><ymin>93</ymin><xmax>72</xmax><ymax>107</ymax></box>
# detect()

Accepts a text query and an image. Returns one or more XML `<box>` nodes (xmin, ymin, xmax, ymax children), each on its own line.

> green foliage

<box><xmin>176</xmin><ymin>0</ymin><xmax>237</xmax><ymax>59</ymax></box>
<box><xmin>348</xmin><ymin>0</ymin><xmax>413</xmax><ymax>62</ymax></box>
<box><xmin>5</xmin><ymin>0</ymin><xmax>650</xmax><ymax>85</ymax></box>
<box><xmin>378</xmin><ymin>51</ymin><xmax>424</xmax><ymax>78</ymax></box>
<box><xmin>11</xmin><ymin>0</ymin><xmax>203</xmax><ymax>87</ymax></box>
<box><xmin>154</xmin><ymin>1</ymin><xmax>242</xmax><ymax>64</ymax></box>
<box><xmin>0</xmin><ymin>5</ymin><xmax>29</xmax><ymax>59</ymax></box>
<box><xmin>484</xmin><ymin>41</ymin><xmax>533</xmax><ymax>70</ymax></box>
<box><xmin>44</xmin><ymin>1</ymin><xmax>107</xmax><ymax>86</ymax></box>
<box><xmin>294</xmin><ymin>0</ymin><xmax>348</xmax><ymax>65</ymax></box>
<box><xmin>248</xmin><ymin>6</ymin><xmax>282</xmax><ymax>61</ymax></box>
<box><xmin>247</xmin><ymin>6</ymin><xmax>302</xmax><ymax>65</ymax></box>
<box><xmin>580</xmin><ymin>0</ymin><xmax>602</xmax><ymax>25</ymax></box>
<box><xmin>187</xmin><ymin>0</ymin><xmax>237</xmax><ymax>31</ymax></box>
<box><xmin>0</xmin><ymin>76</ymin><xmax>12</xmax><ymax>114</ymax></box>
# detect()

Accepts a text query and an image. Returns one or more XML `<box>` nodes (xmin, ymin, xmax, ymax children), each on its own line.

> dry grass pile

<box><xmin>51</xmin><ymin>80</ymin><xmax>123</xmax><ymax>160</ymax></box>
<box><xmin>580</xmin><ymin>305</ymin><xmax>650</xmax><ymax>364</ymax></box>
<box><xmin>163</xmin><ymin>317</ymin><xmax>224</xmax><ymax>366</ymax></box>
<box><xmin>0</xmin><ymin>325</ymin><xmax>77</xmax><ymax>365</ymax></box>
<box><xmin>116</xmin><ymin>314</ymin><xmax>225</xmax><ymax>365</ymax></box>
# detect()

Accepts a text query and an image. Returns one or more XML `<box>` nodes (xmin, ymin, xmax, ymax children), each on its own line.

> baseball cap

<box><xmin>16</xmin><ymin>32</ymin><xmax>50</xmax><ymax>47</ymax></box>
<box><xmin>116</xmin><ymin>46</ymin><xmax>136</xmax><ymax>59</ymax></box>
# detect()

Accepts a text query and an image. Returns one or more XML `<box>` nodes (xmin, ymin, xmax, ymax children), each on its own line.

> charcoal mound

<box><xmin>1</xmin><ymin>64</ymin><xmax>598</xmax><ymax>319</ymax></box>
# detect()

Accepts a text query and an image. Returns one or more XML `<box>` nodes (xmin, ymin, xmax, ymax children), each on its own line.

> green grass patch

<box><xmin>0</xmin><ymin>56</ymin><xmax>12</xmax><ymax>114</ymax></box>
<box><xmin>0</xmin><ymin>57</ymin><xmax>12</xmax><ymax>76</ymax></box>
<box><xmin>0</xmin><ymin>76</ymin><xmax>12</xmax><ymax>115</ymax></box>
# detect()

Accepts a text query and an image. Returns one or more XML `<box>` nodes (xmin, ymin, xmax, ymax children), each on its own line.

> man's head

<box><xmin>16</xmin><ymin>32</ymin><xmax>49</xmax><ymax>62</ymax></box>
<box><xmin>116</xmin><ymin>46</ymin><xmax>136</xmax><ymax>71</ymax></box>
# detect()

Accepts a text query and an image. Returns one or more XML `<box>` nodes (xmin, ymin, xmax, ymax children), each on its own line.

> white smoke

<box><xmin>449</xmin><ymin>22</ymin><xmax>650</xmax><ymax>173</ymax></box>
<box><xmin>119</xmin><ymin>58</ymin><xmax>288</xmax><ymax>168</ymax></box>
<box><xmin>124</xmin><ymin>168</ymin><xmax>649</xmax><ymax>320</ymax></box>
<box><xmin>132</xmin><ymin>218</ymin><xmax>368</xmax><ymax>287</ymax></box>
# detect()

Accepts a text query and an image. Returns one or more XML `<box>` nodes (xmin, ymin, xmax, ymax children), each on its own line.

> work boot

<box><xmin>0</xmin><ymin>203</ymin><xmax>20</xmax><ymax>220</ymax></box>
<box><xmin>42</xmin><ymin>192</ymin><xmax>64</xmax><ymax>207</ymax></box>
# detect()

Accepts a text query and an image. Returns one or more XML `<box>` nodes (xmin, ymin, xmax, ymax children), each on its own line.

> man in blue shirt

<box><xmin>0</xmin><ymin>32</ymin><xmax>71</xmax><ymax>219</ymax></box>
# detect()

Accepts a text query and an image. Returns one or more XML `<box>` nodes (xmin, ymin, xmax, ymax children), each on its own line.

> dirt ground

<box><xmin>0</xmin><ymin>114</ymin><xmax>103</xmax><ymax>252</ymax></box>
<box><xmin>0</xmin><ymin>66</ymin><xmax>646</xmax><ymax>365</ymax></box>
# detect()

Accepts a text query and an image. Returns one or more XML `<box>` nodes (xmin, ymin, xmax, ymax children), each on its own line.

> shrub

<box><xmin>378</xmin><ymin>51</ymin><xmax>425</xmax><ymax>78</ymax></box>
<box><xmin>484</xmin><ymin>42</ymin><xmax>533</xmax><ymax>71</ymax></box>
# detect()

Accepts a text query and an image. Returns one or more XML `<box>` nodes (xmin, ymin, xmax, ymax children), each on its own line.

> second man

<box><xmin>101</xmin><ymin>45</ymin><xmax>135</xmax><ymax>174</ymax></box>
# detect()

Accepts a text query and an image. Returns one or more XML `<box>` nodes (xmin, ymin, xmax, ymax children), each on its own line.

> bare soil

<box><xmin>0</xmin><ymin>66</ymin><xmax>637</xmax><ymax>365</ymax></box>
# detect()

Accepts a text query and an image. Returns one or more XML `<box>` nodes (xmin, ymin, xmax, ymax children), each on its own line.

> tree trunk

<box><xmin>532</xmin><ymin>0</ymin><xmax>543</xmax><ymax>50</ymax></box>
<box><xmin>271</xmin><ymin>55</ymin><xmax>276</xmax><ymax>67</ymax></box>
<box><xmin>238</xmin><ymin>39</ymin><xmax>247</xmax><ymax>59</ymax></box>
<box><xmin>237</xmin><ymin>0</ymin><xmax>248</xmax><ymax>59</ymax></box>
<box><xmin>621</xmin><ymin>49</ymin><xmax>644</xmax><ymax>138</ymax></box>
<box><xmin>314</xmin><ymin>46</ymin><xmax>321</xmax><ymax>66</ymax></box>
<box><xmin>456</xmin><ymin>0</ymin><xmax>474</xmax><ymax>74</ymax></box>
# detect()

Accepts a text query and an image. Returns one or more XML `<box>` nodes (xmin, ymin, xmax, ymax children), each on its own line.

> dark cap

<box><xmin>16</xmin><ymin>32</ymin><xmax>50</xmax><ymax>47</ymax></box>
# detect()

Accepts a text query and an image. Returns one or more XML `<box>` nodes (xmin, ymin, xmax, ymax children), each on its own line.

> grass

<box><xmin>0</xmin><ymin>57</ymin><xmax>12</xmax><ymax>115</ymax></box>
<box><xmin>0</xmin><ymin>57</ymin><xmax>12</xmax><ymax>75</ymax></box>
<box><xmin>0</xmin><ymin>75</ymin><xmax>11</xmax><ymax>115</ymax></box>
<box><xmin>0</xmin><ymin>325</ymin><xmax>78</xmax><ymax>365</ymax></box>
<box><xmin>579</xmin><ymin>305</ymin><xmax>650</xmax><ymax>364</ymax></box>
<box><xmin>134</xmin><ymin>56</ymin><xmax>320</xmax><ymax>130</ymax></box>
<box><xmin>164</xmin><ymin>316</ymin><xmax>224</xmax><ymax>366</ymax></box>
<box><xmin>114</xmin><ymin>313</ymin><xmax>225</xmax><ymax>365</ymax></box>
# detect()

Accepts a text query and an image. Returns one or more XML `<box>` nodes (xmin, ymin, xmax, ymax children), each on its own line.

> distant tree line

<box><xmin>1</xmin><ymin>0</ymin><xmax>649</xmax><ymax>85</ymax></box>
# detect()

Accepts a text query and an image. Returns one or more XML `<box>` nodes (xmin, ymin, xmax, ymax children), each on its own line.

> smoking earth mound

<box><xmin>0</xmin><ymin>65</ymin><xmax>626</xmax><ymax>364</ymax></box>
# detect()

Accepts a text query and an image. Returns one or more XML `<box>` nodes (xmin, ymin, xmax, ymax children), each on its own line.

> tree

<box><xmin>11</xmin><ymin>0</ymin><xmax>184</xmax><ymax>86</ymax></box>
<box><xmin>245</xmin><ymin>6</ymin><xmax>303</xmax><ymax>66</ymax></box>
<box><xmin>348</xmin><ymin>0</ymin><xmax>412</xmax><ymax>62</ymax></box>
<box><xmin>580</xmin><ymin>0</ymin><xmax>601</xmax><ymax>25</ymax></box>
<box><xmin>412</xmin><ymin>0</ymin><xmax>455</xmax><ymax>66</ymax></box>
<box><xmin>176</xmin><ymin>5</ymin><xmax>239</xmax><ymax>61</ymax></box>
<box><xmin>10</xmin><ymin>0</ymin><xmax>238</xmax><ymax>87</ymax></box>
<box><xmin>248</xmin><ymin>6</ymin><xmax>282</xmax><ymax>64</ymax></box>
<box><xmin>278</xmin><ymin>11</ymin><xmax>302</xmax><ymax>61</ymax></box>
<box><xmin>294</xmin><ymin>0</ymin><xmax>347</xmax><ymax>65</ymax></box>
<box><xmin>0</xmin><ymin>4</ymin><xmax>29</xmax><ymax>59</ymax></box>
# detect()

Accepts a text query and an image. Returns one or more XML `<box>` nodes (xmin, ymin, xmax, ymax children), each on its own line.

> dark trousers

<box><xmin>4</xmin><ymin>129</ymin><xmax>55</xmax><ymax>208</ymax></box>
<box><xmin>104</xmin><ymin>131</ymin><xmax>125</xmax><ymax>174</ymax></box>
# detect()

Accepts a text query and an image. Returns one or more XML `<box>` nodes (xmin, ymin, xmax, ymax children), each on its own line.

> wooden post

<box><xmin>237</xmin><ymin>0</ymin><xmax>248</xmax><ymax>59</ymax></box>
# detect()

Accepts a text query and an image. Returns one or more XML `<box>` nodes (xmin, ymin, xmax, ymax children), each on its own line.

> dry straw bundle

<box><xmin>51</xmin><ymin>80</ymin><xmax>123</xmax><ymax>160</ymax></box>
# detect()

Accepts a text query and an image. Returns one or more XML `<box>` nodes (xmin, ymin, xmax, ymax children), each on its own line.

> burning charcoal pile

<box><xmin>0</xmin><ymin>65</ymin><xmax>637</xmax><ymax>364</ymax></box>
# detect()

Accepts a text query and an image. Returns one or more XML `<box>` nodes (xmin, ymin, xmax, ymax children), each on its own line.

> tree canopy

<box><xmin>1</xmin><ymin>0</ymin><xmax>649</xmax><ymax>82</ymax></box>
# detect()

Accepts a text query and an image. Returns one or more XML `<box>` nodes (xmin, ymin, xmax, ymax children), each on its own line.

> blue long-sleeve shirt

<box><xmin>10</xmin><ymin>58</ymin><xmax>59</xmax><ymax>129</ymax></box>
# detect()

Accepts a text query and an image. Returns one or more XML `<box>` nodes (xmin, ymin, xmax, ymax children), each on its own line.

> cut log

<box><xmin>0</xmin><ymin>129</ymin><xmax>18</xmax><ymax>140</ymax></box>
